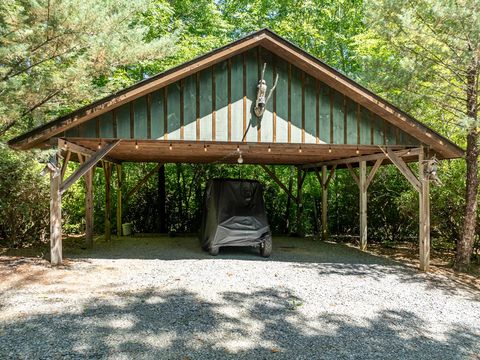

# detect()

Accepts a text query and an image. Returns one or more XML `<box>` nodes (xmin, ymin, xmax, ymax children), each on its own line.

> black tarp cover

<box><xmin>200</xmin><ymin>179</ymin><xmax>270</xmax><ymax>249</ymax></box>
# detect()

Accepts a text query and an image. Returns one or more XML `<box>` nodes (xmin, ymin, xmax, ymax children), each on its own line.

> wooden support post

<box><xmin>321</xmin><ymin>165</ymin><xmax>328</xmax><ymax>241</ymax></box>
<box><xmin>85</xmin><ymin>167</ymin><xmax>94</xmax><ymax>248</ymax></box>
<box><xmin>158</xmin><ymin>164</ymin><xmax>166</xmax><ymax>233</ymax></box>
<box><xmin>50</xmin><ymin>149</ymin><xmax>62</xmax><ymax>265</ymax></box>
<box><xmin>103</xmin><ymin>162</ymin><xmax>112</xmax><ymax>242</ymax></box>
<box><xmin>296</xmin><ymin>167</ymin><xmax>305</xmax><ymax>236</ymax></box>
<box><xmin>116</xmin><ymin>164</ymin><xmax>123</xmax><ymax>237</ymax></box>
<box><xmin>419</xmin><ymin>147</ymin><xmax>430</xmax><ymax>271</ymax></box>
<box><xmin>359</xmin><ymin>161</ymin><xmax>367</xmax><ymax>251</ymax></box>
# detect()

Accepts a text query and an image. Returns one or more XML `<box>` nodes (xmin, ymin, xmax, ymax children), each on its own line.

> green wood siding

<box><xmin>64</xmin><ymin>46</ymin><xmax>420</xmax><ymax>147</ymax></box>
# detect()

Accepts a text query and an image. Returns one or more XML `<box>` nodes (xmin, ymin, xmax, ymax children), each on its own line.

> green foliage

<box><xmin>0</xmin><ymin>145</ymin><xmax>49</xmax><ymax>246</ymax></box>
<box><xmin>0</xmin><ymin>0</ymin><xmax>176</xmax><ymax>138</ymax></box>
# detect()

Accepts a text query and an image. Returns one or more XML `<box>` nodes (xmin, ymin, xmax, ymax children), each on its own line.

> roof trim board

<box><xmin>8</xmin><ymin>29</ymin><xmax>464</xmax><ymax>159</ymax></box>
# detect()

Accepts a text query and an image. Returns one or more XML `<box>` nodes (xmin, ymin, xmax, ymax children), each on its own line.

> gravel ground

<box><xmin>0</xmin><ymin>236</ymin><xmax>479</xmax><ymax>360</ymax></box>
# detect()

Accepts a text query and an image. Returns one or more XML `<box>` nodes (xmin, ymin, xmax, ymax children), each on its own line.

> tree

<box><xmin>0</xmin><ymin>0</ymin><xmax>176</xmax><ymax>139</ymax></box>
<box><xmin>363</xmin><ymin>0</ymin><xmax>479</xmax><ymax>270</ymax></box>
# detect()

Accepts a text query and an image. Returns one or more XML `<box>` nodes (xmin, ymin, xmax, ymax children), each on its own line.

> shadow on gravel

<box><xmin>0</xmin><ymin>288</ymin><xmax>478</xmax><ymax>359</ymax></box>
<box><xmin>62</xmin><ymin>236</ymin><xmax>480</xmax><ymax>302</ymax></box>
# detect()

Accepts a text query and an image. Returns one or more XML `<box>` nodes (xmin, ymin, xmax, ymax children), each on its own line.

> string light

<box><xmin>268</xmin><ymin>145</ymin><xmax>271</xmax><ymax>152</ymax></box>
<box><xmin>98</xmin><ymin>141</ymin><xmax>101</xmax><ymax>149</ymax></box>
<box><xmin>204</xmin><ymin>144</ymin><xmax>207</xmax><ymax>152</ymax></box>
<box><xmin>328</xmin><ymin>146</ymin><xmax>332</xmax><ymax>153</ymax></box>
<box><xmin>237</xmin><ymin>153</ymin><xmax>244</xmax><ymax>164</ymax></box>
<box><xmin>356</xmin><ymin>147</ymin><xmax>360</xmax><ymax>154</ymax></box>
<box><xmin>298</xmin><ymin>146</ymin><xmax>302</xmax><ymax>153</ymax></box>
<box><xmin>169</xmin><ymin>143</ymin><xmax>173</xmax><ymax>151</ymax></box>
<box><xmin>135</xmin><ymin>141</ymin><xmax>138</xmax><ymax>150</ymax></box>
<box><xmin>236</xmin><ymin>145</ymin><xmax>240</xmax><ymax>152</ymax></box>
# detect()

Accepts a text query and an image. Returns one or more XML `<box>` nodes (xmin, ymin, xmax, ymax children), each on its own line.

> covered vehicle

<box><xmin>200</xmin><ymin>179</ymin><xmax>272</xmax><ymax>257</ymax></box>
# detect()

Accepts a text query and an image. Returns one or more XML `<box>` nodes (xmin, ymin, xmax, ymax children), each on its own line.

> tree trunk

<box><xmin>456</xmin><ymin>63</ymin><xmax>479</xmax><ymax>271</ymax></box>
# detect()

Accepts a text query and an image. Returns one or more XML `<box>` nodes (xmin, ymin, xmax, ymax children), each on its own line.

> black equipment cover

<box><xmin>200</xmin><ymin>179</ymin><xmax>271</xmax><ymax>250</ymax></box>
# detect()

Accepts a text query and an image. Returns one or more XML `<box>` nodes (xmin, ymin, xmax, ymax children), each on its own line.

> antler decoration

<box><xmin>254</xmin><ymin>63</ymin><xmax>279</xmax><ymax>118</ymax></box>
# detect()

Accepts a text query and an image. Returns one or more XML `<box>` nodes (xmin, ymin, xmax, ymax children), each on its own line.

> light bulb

<box><xmin>236</xmin><ymin>145</ymin><xmax>240</xmax><ymax>152</ymax></box>
<box><xmin>204</xmin><ymin>145</ymin><xmax>207</xmax><ymax>152</ymax></box>
<box><xmin>328</xmin><ymin>147</ymin><xmax>332</xmax><ymax>153</ymax></box>
<box><xmin>98</xmin><ymin>142</ymin><xmax>101</xmax><ymax>149</ymax></box>
<box><xmin>407</xmin><ymin>149</ymin><xmax>411</xmax><ymax>155</ymax></box>
<box><xmin>237</xmin><ymin>153</ymin><xmax>244</xmax><ymax>164</ymax></box>
<box><xmin>268</xmin><ymin>146</ymin><xmax>271</xmax><ymax>152</ymax></box>
<box><xmin>135</xmin><ymin>141</ymin><xmax>139</xmax><ymax>150</ymax></box>
<box><xmin>356</xmin><ymin>148</ymin><xmax>359</xmax><ymax>154</ymax></box>
<box><xmin>169</xmin><ymin>143</ymin><xmax>172</xmax><ymax>151</ymax></box>
<box><xmin>298</xmin><ymin>146</ymin><xmax>302</xmax><ymax>153</ymax></box>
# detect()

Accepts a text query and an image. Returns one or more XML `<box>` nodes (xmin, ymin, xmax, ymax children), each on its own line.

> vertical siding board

<box><xmin>319</xmin><ymin>83</ymin><xmax>330</xmax><ymax>144</ymax></box>
<box><xmin>301</xmin><ymin>71</ymin><xmax>305</xmax><ymax>143</ymax></box>
<box><xmin>275</xmin><ymin>57</ymin><xmax>288</xmax><ymax>143</ymax></box>
<box><xmin>359</xmin><ymin>106</ymin><xmax>371</xmax><ymax>145</ymax></box>
<box><xmin>134</xmin><ymin>96</ymin><xmax>148</xmax><ymax>139</ymax></box>
<box><xmin>130</xmin><ymin>102</ymin><xmax>134</xmax><ymax>139</ymax></box>
<box><xmin>373</xmin><ymin>115</ymin><xmax>385</xmax><ymax>145</ymax></box>
<box><xmin>199</xmin><ymin>67</ymin><xmax>213</xmax><ymax>141</ymax></box>
<box><xmin>196</xmin><ymin>73</ymin><xmax>200</xmax><ymax>140</ymax></box>
<box><xmin>180</xmin><ymin>79</ymin><xmax>185</xmax><ymax>140</ymax></box>
<box><xmin>99</xmin><ymin>112</ymin><xmax>113</xmax><ymax>138</ymax></box>
<box><xmin>243</xmin><ymin>53</ymin><xmax>247</xmax><ymax>141</ymax></box>
<box><xmin>332</xmin><ymin>90</ymin><xmax>344</xmax><ymax>144</ymax></box>
<box><xmin>215</xmin><ymin>61</ymin><xmax>229</xmax><ymax>142</ymax></box>
<box><xmin>231</xmin><ymin>54</ymin><xmax>243</xmax><ymax>142</ymax></box>
<box><xmin>304</xmin><ymin>73</ymin><xmax>316</xmax><ymax>143</ymax></box>
<box><xmin>260</xmin><ymin>49</ymin><xmax>273</xmax><ymax>143</ymax></box>
<box><xmin>116</xmin><ymin>103</ymin><xmax>130</xmax><ymax>139</ymax></box>
<box><xmin>167</xmin><ymin>83</ymin><xmax>181</xmax><ymax>140</ymax></box>
<box><xmin>346</xmin><ymin>98</ymin><xmax>357</xmax><ymax>144</ymax></box>
<box><xmin>83</xmin><ymin>118</ymin><xmax>97</xmax><ymax>138</ymax></box>
<box><xmin>147</xmin><ymin>94</ymin><xmax>152</xmax><ymax>139</ymax></box>
<box><xmin>227</xmin><ymin>58</ymin><xmax>232</xmax><ymax>141</ymax></box>
<box><xmin>272</xmin><ymin>56</ymin><xmax>277</xmax><ymax>143</ymax></box>
<box><xmin>290</xmin><ymin>66</ymin><xmax>302</xmax><ymax>143</ymax></box>
<box><xmin>164</xmin><ymin>87</ymin><xmax>168</xmax><ymax>140</ymax></box>
<box><xmin>151</xmin><ymin>90</ymin><xmax>164</xmax><ymax>139</ymax></box>
<box><xmin>212</xmin><ymin>65</ymin><xmax>216</xmax><ymax>141</ymax></box>
<box><xmin>183</xmin><ymin>75</ymin><xmax>197</xmax><ymax>141</ymax></box>
<box><xmin>245</xmin><ymin>48</ymin><xmax>258</xmax><ymax>142</ymax></box>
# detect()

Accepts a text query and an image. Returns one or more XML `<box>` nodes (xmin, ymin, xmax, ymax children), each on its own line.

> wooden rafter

<box><xmin>260</xmin><ymin>165</ymin><xmax>298</xmax><ymax>203</ymax></box>
<box><xmin>60</xmin><ymin>140</ymin><xmax>121</xmax><ymax>195</ymax></box>
<box><xmin>302</xmin><ymin>148</ymin><xmax>421</xmax><ymax>169</ymax></box>
<box><xmin>386</xmin><ymin>147</ymin><xmax>421</xmax><ymax>193</ymax></box>
<box><xmin>59</xmin><ymin>138</ymin><xmax>120</xmax><ymax>164</ymax></box>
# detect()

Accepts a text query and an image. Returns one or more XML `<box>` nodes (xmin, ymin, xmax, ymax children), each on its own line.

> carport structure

<box><xmin>8</xmin><ymin>29</ymin><xmax>463</xmax><ymax>271</ymax></box>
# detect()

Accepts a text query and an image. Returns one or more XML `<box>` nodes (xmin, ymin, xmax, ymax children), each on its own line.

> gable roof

<box><xmin>8</xmin><ymin>28</ymin><xmax>463</xmax><ymax>159</ymax></box>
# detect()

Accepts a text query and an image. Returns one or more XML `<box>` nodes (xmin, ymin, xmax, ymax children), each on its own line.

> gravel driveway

<box><xmin>1</xmin><ymin>236</ymin><xmax>479</xmax><ymax>359</ymax></box>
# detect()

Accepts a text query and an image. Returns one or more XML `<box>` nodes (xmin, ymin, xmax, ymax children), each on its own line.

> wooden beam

<box><xmin>359</xmin><ymin>160</ymin><xmax>367</xmax><ymax>251</ymax></box>
<box><xmin>125</xmin><ymin>163</ymin><xmax>163</xmax><ymax>202</ymax></box>
<box><xmin>60</xmin><ymin>140</ymin><xmax>120</xmax><ymax>195</ymax></box>
<box><xmin>386</xmin><ymin>147</ymin><xmax>421</xmax><ymax>192</ymax></box>
<box><xmin>260</xmin><ymin>165</ymin><xmax>298</xmax><ymax>203</ymax></box>
<box><xmin>85</xmin><ymin>166</ymin><xmax>94</xmax><ymax>248</ymax></box>
<box><xmin>419</xmin><ymin>147</ymin><xmax>430</xmax><ymax>271</ymax></box>
<box><xmin>321</xmin><ymin>165</ymin><xmax>329</xmax><ymax>241</ymax></box>
<box><xmin>103</xmin><ymin>161</ymin><xmax>112</xmax><ymax>242</ymax></box>
<box><xmin>49</xmin><ymin>149</ymin><xmax>62</xmax><ymax>265</ymax></box>
<box><xmin>346</xmin><ymin>163</ymin><xmax>360</xmax><ymax>187</ymax></box>
<box><xmin>60</xmin><ymin>149</ymin><xmax>71</xmax><ymax>181</ymax></box>
<box><xmin>116</xmin><ymin>164</ymin><xmax>123</xmax><ymax>236</ymax></box>
<box><xmin>59</xmin><ymin>139</ymin><xmax>120</xmax><ymax>164</ymax></box>
<box><xmin>364</xmin><ymin>158</ymin><xmax>382</xmax><ymax>191</ymax></box>
<box><xmin>296</xmin><ymin>167</ymin><xmax>306</xmax><ymax>236</ymax></box>
<box><xmin>302</xmin><ymin>147</ymin><xmax>421</xmax><ymax>169</ymax></box>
